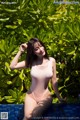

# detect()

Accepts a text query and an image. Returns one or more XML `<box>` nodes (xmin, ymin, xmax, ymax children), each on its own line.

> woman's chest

<box><xmin>31</xmin><ymin>63</ymin><xmax>53</xmax><ymax>79</ymax></box>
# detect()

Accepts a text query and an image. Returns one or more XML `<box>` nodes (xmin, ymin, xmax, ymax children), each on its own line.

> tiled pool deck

<box><xmin>0</xmin><ymin>103</ymin><xmax>80</xmax><ymax>120</ymax></box>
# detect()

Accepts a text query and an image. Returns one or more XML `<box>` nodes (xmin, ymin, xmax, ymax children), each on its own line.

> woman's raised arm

<box><xmin>10</xmin><ymin>43</ymin><xmax>27</xmax><ymax>70</ymax></box>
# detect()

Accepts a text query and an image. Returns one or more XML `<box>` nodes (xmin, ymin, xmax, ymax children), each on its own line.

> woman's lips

<box><xmin>40</xmin><ymin>51</ymin><xmax>45</xmax><ymax>55</ymax></box>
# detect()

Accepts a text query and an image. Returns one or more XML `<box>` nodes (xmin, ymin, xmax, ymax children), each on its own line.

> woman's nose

<box><xmin>39</xmin><ymin>47</ymin><xmax>42</xmax><ymax>52</ymax></box>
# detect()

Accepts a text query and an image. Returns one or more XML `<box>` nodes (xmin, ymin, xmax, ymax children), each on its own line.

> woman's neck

<box><xmin>36</xmin><ymin>57</ymin><xmax>48</xmax><ymax>65</ymax></box>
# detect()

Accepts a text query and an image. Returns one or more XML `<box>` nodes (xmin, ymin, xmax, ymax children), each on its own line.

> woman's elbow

<box><xmin>10</xmin><ymin>64</ymin><xmax>15</xmax><ymax>70</ymax></box>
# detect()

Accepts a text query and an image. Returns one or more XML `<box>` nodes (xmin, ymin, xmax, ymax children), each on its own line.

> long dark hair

<box><xmin>26</xmin><ymin>38</ymin><xmax>49</xmax><ymax>68</ymax></box>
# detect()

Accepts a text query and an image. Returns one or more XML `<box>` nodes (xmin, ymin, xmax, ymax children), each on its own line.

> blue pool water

<box><xmin>0</xmin><ymin>103</ymin><xmax>80</xmax><ymax>120</ymax></box>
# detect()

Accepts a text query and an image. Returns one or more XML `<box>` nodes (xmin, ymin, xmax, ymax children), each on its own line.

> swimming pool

<box><xmin>0</xmin><ymin>103</ymin><xmax>80</xmax><ymax>120</ymax></box>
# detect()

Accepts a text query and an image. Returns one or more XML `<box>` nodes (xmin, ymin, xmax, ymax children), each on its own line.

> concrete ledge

<box><xmin>0</xmin><ymin>103</ymin><xmax>80</xmax><ymax>120</ymax></box>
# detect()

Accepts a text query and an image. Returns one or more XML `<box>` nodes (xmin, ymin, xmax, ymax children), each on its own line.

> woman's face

<box><xmin>33</xmin><ymin>42</ymin><xmax>45</xmax><ymax>58</ymax></box>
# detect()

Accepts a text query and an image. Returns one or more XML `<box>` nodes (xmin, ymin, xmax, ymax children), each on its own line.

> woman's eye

<box><xmin>39</xmin><ymin>44</ymin><xmax>42</xmax><ymax>47</ymax></box>
<box><xmin>34</xmin><ymin>48</ymin><xmax>38</xmax><ymax>51</ymax></box>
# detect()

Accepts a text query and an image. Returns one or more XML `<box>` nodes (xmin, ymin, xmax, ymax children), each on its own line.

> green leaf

<box><xmin>64</xmin><ymin>76</ymin><xmax>70</xmax><ymax>85</ymax></box>
<box><xmin>7</xmin><ymin>81</ymin><xmax>12</xmax><ymax>85</ymax></box>
<box><xmin>4</xmin><ymin>96</ymin><xmax>16</xmax><ymax>103</ymax></box>
<box><xmin>5</xmin><ymin>8</ymin><xmax>17</xmax><ymax>12</ymax></box>
<box><xmin>67</xmin><ymin>50</ymin><xmax>75</xmax><ymax>55</ymax></box>
<box><xmin>19</xmin><ymin>70</ymin><xmax>24</xmax><ymax>80</ymax></box>
<box><xmin>17</xmin><ymin>19</ymin><xmax>22</xmax><ymax>25</ymax></box>
<box><xmin>0</xmin><ymin>96</ymin><xmax>4</xmax><ymax>102</ymax></box>
<box><xmin>22</xmin><ymin>29</ymin><xmax>29</xmax><ymax>37</ymax></box>
<box><xmin>8</xmin><ymin>89</ymin><xmax>17</xmax><ymax>98</ymax></box>
<box><xmin>0</xmin><ymin>40</ymin><xmax>5</xmax><ymax>53</ymax></box>
<box><xmin>52</xmin><ymin>98</ymin><xmax>58</xmax><ymax>103</ymax></box>
<box><xmin>67</xmin><ymin>25</ymin><xmax>77</xmax><ymax>37</ymax></box>
<box><xmin>58</xmin><ymin>86</ymin><xmax>65</xmax><ymax>91</ymax></box>
<box><xmin>60</xmin><ymin>63</ymin><xmax>65</xmax><ymax>70</ymax></box>
<box><xmin>5</xmin><ymin>62</ymin><xmax>11</xmax><ymax>71</ymax></box>
<box><xmin>0</xmin><ymin>18</ymin><xmax>9</xmax><ymax>22</ymax></box>
<box><xmin>5</xmin><ymin>25</ymin><xmax>18</xmax><ymax>29</ymax></box>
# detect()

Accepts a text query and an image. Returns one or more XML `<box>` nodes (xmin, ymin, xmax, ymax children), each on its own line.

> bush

<box><xmin>0</xmin><ymin>0</ymin><xmax>80</xmax><ymax>103</ymax></box>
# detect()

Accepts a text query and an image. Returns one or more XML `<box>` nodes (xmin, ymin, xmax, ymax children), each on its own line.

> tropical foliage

<box><xmin>0</xmin><ymin>0</ymin><xmax>80</xmax><ymax>103</ymax></box>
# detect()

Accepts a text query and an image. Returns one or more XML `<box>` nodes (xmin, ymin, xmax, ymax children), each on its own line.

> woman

<box><xmin>10</xmin><ymin>38</ymin><xmax>64</xmax><ymax>120</ymax></box>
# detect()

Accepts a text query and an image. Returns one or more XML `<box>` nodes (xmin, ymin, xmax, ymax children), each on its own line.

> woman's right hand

<box><xmin>19</xmin><ymin>43</ymin><xmax>27</xmax><ymax>53</ymax></box>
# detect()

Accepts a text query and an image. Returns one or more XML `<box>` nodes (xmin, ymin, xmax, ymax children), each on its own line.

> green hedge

<box><xmin>0</xmin><ymin>0</ymin><xmax>80</xmax><ymax>103</ymax></box>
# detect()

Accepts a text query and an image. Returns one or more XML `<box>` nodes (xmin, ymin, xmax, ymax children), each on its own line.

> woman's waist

<box><xmin>27</xmin><ymin>87</ymin><xmax>51</xmax><ymax>98</ymax></box>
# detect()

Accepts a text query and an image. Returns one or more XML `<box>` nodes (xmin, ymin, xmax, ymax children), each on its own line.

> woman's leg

<box><xmin>24</xmin><ymin>93</ymin><xmax>53</xmax><ymax>120</ymax></box>
<box><xmin>32</xmin><ymin>95</ymin><xmax>53</xmax><ymax>120</ymax></box>
<box><xmin>24</xmin><ymin>94</ymin><xmax>37</xmax><ymax>120</ymax></box>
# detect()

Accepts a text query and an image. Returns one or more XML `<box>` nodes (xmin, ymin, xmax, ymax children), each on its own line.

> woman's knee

<box><xmin>24</xmin><ymin>110</ymin><xmax>33</xmax><ymax>120</ymax></box>
<box><xmin>24</xmin><ymin>114</ymin><xmax>32</xmax><ymax>120</ymax></box>
<box><xmin>25</xmin><ymin>111</ymin><xmax>41</xmax><ymax>120</ymax></box>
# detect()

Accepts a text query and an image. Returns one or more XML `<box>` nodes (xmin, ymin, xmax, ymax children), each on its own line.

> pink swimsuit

<box><xmin>29</xmin><ymin>57</ymin><xmax>53</xmax><ymax>103</ymax></box>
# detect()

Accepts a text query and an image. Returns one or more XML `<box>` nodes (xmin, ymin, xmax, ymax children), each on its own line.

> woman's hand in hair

<box><xmin>19</xmin><ymin>43</ymin><xmax>27</xmax><ymax>53</ymax></box>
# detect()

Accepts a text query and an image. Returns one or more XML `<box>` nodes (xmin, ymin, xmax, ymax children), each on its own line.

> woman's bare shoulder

<box><xmin>49</xmin><ymin>57</ymin><xmax>56</xmax><ymax>63</ymax></box>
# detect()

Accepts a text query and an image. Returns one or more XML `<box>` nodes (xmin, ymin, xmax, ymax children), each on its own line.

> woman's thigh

<box><xmin>24</xmin><ymin>93</ymin><xmax>37</xmax><ymax>119</ymax></box>
<box><xmin>24</xmin><ymin>93</ymin><xmax>53</xmax><ymax>119</ymax></box>
<box><xmin>32</xmin><ymin>95</ymin><xmax>53</xmax><ymax>117</ymax></box>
